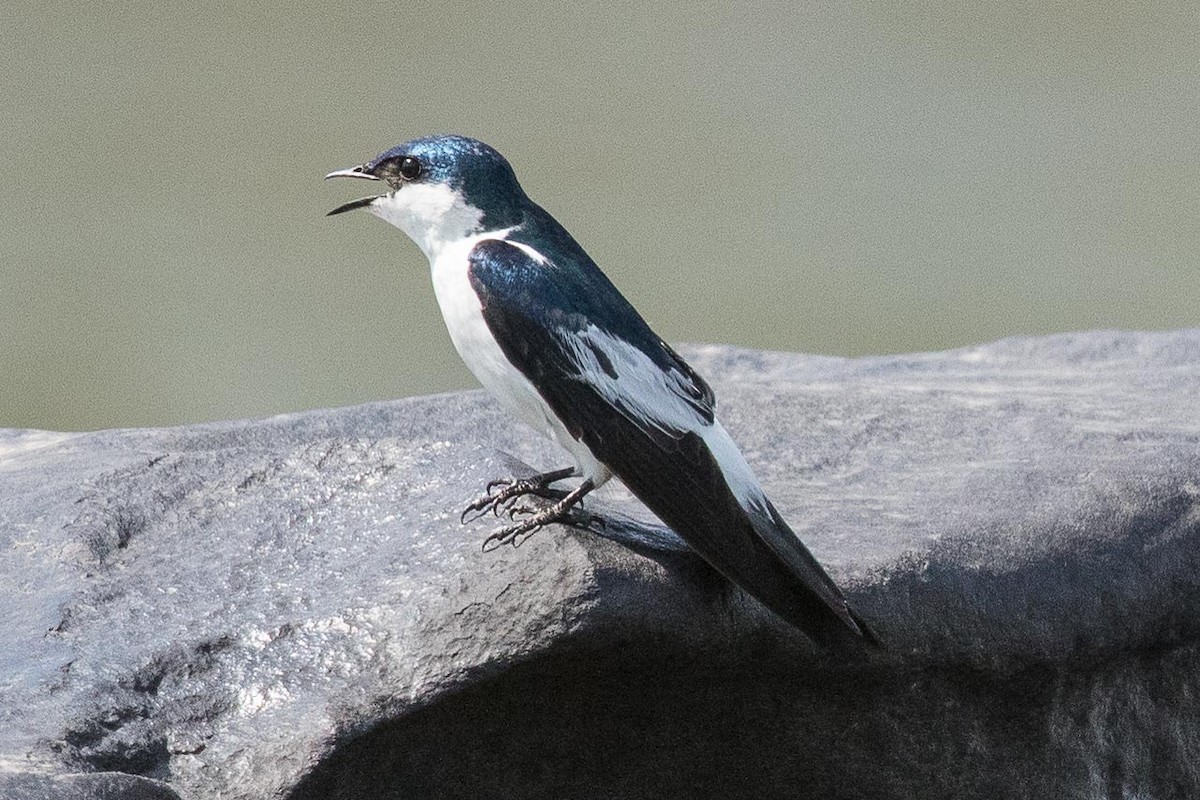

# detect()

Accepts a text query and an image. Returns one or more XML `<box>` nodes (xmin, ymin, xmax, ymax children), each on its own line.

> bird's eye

<box><xmin>397</xmin><ymin>156</ymin><xmax>422</xmax><ymax>181</ymax></box>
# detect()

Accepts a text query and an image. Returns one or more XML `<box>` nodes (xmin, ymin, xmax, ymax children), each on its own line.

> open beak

<box><xmin>325</xmin><ymin>165</ymin><xmax>383</xmax><ymax>216</ymax></box>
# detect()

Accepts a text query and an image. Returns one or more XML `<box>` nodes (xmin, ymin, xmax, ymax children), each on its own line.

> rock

<box><xmin>0</xmin><ymin>330</ymin><xmax>1198</xmax><ymax>799</ymax></box>
<box><xmin>0</xmin><ymin>772</ymin><xmax>182</xmax><ymax>800</ymax></box>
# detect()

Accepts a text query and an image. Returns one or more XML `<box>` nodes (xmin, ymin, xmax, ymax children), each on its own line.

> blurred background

<box><xmin>3</xmin><ymin>2</ymin><xmax>1197</xmax><ymax>431</ymax></box>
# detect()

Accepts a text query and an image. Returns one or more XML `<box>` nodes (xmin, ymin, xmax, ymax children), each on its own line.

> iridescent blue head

<box><xmin>325</xmin><ymin>135</ymin><xmax>529</xmax><ymax>260</ymax></box>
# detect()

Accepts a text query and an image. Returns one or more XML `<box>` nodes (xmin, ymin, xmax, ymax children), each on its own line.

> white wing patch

<box><xmin>504</xmin><ymin>240</ymin><xmax>549</xmax><ymax>265</ymax></box>
<box><xmin>560</xmin><ymin>326</ymin><xmax>764</xmax><ymax>506</ymax></box>
<box><xmin>562</xmin><ymin>326</ymin><xmax>704</xmax><ymax>435</ymax></box>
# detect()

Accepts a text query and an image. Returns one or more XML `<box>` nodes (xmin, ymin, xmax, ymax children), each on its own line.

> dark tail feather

<box><xmin>597</xmin><ymin>425</ymin><xmax>880</xmax><ymax>654</ymax></box>
<box><xmin>741</xmin><ymin>497</ymin><xmax>883</xmax><ymax>655</ymax></box>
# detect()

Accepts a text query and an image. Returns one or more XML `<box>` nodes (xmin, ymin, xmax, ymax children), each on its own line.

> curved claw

<box><xmin>475</xmin><ymin>477</ymin><xmax>596</xmax><ymax>554</ymax></box>
<box><xmin>481</xmin><ymin>520</ymin><xmax>540</xmax><ymax>551</ymax></box>
<box><xmin>503</xmin><ymin>503</ymin><xmax>526</xmax><ymax>520</ymax></box>
<box><xmin>479</xmin><ymin>506</ymin><xmax>547</xmax><ymax>548</ymax></box>
<box><xmin>461</xmin><ymin>502</ymin><xmax>494</xmax><ymax>525</ymax></box>
<box><xmin>461</xmin><ymin>478</ymin><xmax>522</xmax><ymax>523</ymax></box>
<box><xmin>460</xmin><ymin>467</ymin><xmax>577</xmax><ymax>527</ymax></box>
<box><xmin>495</xmin><ymin>494</ymin><xmax>521</xmax><ymax>516</ymax></box>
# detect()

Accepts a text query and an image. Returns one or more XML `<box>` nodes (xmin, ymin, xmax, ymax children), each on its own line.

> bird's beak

<box><xmin>325</xmin><ymin>165</ymin><xmax>379</xmax><ymax>181</ymax></box>
<box><xmin>324</xmin><ymin>164</ymin><xmax>383</xmax><ymax>216</ymax></box>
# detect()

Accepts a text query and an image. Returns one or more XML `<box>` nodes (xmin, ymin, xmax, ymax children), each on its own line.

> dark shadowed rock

<box><xmin>1</xmin><ymin>330</ymin><xmax>1198</xmax><ymax>799</ymax></box>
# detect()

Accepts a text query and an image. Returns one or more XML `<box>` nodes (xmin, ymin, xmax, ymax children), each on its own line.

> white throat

<box><xmin>368</xmin><ymin>182</ymin><xmax>486</xmax><ymax>261</ymax></box>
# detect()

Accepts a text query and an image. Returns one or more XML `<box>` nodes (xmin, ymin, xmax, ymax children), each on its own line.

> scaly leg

<box><xmin>482</xmin><ymin>479</ymin><xmax>596</xmax><ymax>551</ymax></box>
<box><xmin>461</xmin><ymin>466</ymin><xmax>577</xmax><ymax>524</ymax></box>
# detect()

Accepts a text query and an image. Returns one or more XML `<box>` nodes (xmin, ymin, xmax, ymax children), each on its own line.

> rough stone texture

<box><xmin>1</xmin><ymin>330</ymin><xmax>1198</xmax><ymax>799</ymax></box>
<box><xmin>0</xmin><ymin>772</ymin><xmax>182</xmax><ymax>800</ymax></box>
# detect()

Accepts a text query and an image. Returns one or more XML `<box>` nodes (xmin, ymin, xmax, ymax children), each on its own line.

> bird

<box><xmin>325</xmin><ymin>134</ymin><xmax>878</xmax><ymax>652</ymax></box>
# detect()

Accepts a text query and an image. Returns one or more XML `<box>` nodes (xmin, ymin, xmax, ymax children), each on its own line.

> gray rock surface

<box><xmin>1</xmin><ymin>330</ymin><xmax>1198</xmax><ymax>799</ymax></box>
<box><xmin>0</xmin><ymin>772</ymin><xmax>182</xmax><ymax>800</ymax></box>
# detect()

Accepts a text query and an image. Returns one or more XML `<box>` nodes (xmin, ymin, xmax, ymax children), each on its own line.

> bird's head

<box><xmin>325</xmin><ymin>135</ymin><xmax>527</xmax><ymax>260</ymax></box>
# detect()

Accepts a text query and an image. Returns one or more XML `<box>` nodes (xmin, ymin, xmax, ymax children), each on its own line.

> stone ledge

<box><xmin>1</xmin><ymin>330</ymin><xmax>1197</xmax><ymax>799</ymax></box>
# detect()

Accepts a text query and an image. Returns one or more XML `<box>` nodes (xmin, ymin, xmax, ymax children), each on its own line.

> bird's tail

<box><xmin>621</xmin><ymin>420</ymin><xmax>881</xmax><ymax>655</ymax></box>
<box><xmin>741</xmin><ymin>495</ymin><xmax>882</xmax><ymax>654</ymax></box>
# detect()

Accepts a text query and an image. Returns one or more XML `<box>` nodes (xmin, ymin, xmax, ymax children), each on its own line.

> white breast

<box><xmin>428</xmin><ymin>235</ymin><xmax>610</xmax><ymax>485</ymax></box>
<box><xmin>429</xmin><ymin>232</ymin><xmax>542</xmax><ymax>425</ymax></box>
<box><xmin>368</xmin><ymin>185</ymin><xmax>610</xmax><ymax>485</ymax></box>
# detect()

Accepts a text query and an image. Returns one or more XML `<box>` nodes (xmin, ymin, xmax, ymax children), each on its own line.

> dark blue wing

<box><xmin>467</xmin><ymin>237</ymin><xmax>876</xmax><ymax>651</ymax></box>
<box><xmin>467</xmin><ymin>237</ymin><xmax>714</xmax><ymax>440</ymax></box>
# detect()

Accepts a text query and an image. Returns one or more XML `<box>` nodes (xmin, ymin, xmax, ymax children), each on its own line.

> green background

<box><xmin>4</xmin><ymin>2</ymin><xmax>1197</xmax><ymax>431</ymax></box>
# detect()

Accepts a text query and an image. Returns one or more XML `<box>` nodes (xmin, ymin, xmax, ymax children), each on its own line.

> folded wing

<box><xmin>468</xmin><ymin>238</ymin><xmax>876</xmax><ymax>650</ymax></box>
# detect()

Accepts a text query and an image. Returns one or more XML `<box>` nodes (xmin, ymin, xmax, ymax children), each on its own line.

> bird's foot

<box><xmin>461</xmin><ymin>466</ymin><xmax>577</xmax><ymax>523</ymax></box>
<box><xmin>481</xmin><ymin>479</ymin><xmax>595</xmax><ymax>551</ymax></box>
